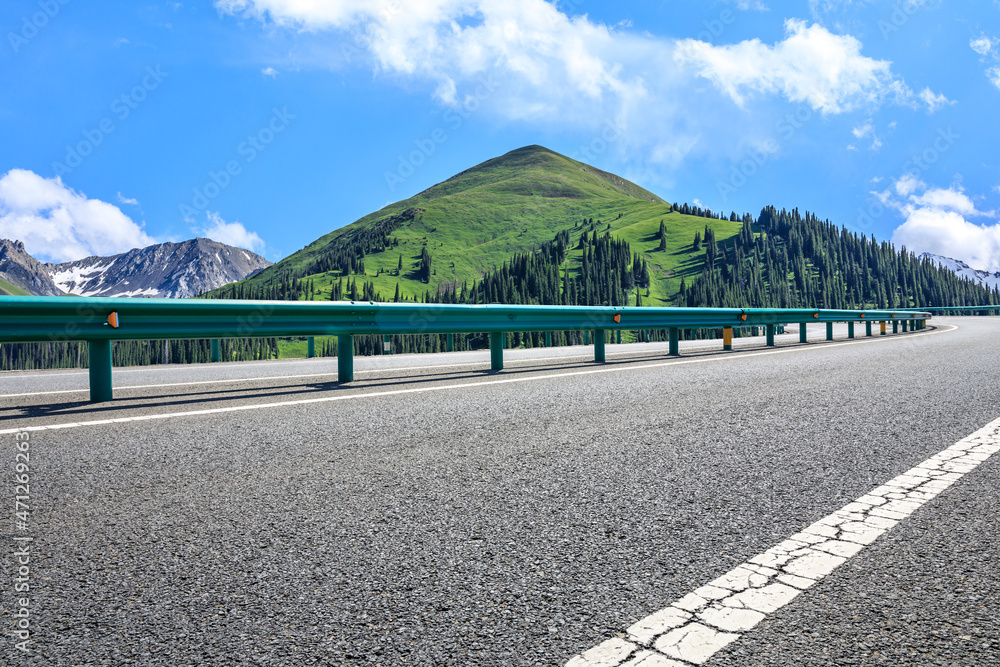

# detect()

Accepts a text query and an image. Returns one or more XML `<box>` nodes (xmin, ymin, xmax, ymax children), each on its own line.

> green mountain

<box><xmin>6</xmin><ymin>146</ymin><xmax>999</xmax><ymax>369</ymax></box>
<box><xmin>217</xmin><ymin>145</ymin><xmax>743</xmax><ymax>305</ymax></box>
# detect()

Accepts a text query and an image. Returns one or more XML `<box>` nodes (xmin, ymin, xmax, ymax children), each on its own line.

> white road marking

<box><xmin>0</xmin><ymin>325</ymin><xmax>952</xmax><ymax>435</ymax></box>
<box><xmin>0</xmin><ymin>327</ymin><xmax>934</xmax><ymax>399</ymax></box>
<box><xmin>565</xmin><ymin>412</ymin><xmax>1000</xmax><ymax>667</ymax></box>
<box><xmin>0</xmin><ymin>358</ymin><xmax>571</xmax><ymax>398</ymax></box>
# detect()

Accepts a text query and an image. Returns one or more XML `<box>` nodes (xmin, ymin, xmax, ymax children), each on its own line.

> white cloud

<box><xmin>970</xmin><ymin>35</ymin><xmax>993</xmax><ymax>56</ymax></box>
<box><xmin>970</xmin><ymin>34</ymin><xmax>1000</xmax><ymax>89</ymax></box>
<box><xmin>889</xmin><ymin>177</ymin><xmax>1000</xmax><ymax>271</ymax></box>
<box><xmin>198</xmin><ymin>211</ymin><xmax>265</xmax><ymax>253</ymax></box>
<box><xmin>918</xmin><ymin>87</ymin><xmax>953</xmax><ymax>113</ymax></box>
<box><xmin>117</xmin><ymin>192</ymin><xmax>139</xmax><ymax>206</ymax></box>
<box><xmin>851</xmin><ymin>120</ymin><xmax>882</xmax><ymax>150</ymax></box>
<box><xmin>215</xmin><ymin>2</ymin><xmax>933</xmax><ymax>165</ymax></box>
<box><xmin>895</xmin><ymin>173</ymin><xmax>921</xmax><ymax>196</ymax></box>
<box><xmin>261</xmin><ymin>66</ymin><xmax>278</xmax><ymax>77</ymax></box>
<box><xmin>0</xmin><ymin>169</ymin><xmax>155</xmax><ymax>262</ymax></box>
<box><xmin>736</xmin><ymin>0</ymin><xmax>769</xmax><ymax>11</ymax></box>
<box><xmin>989</xmin><ymin>67</ymin><xmax>1000</xmax><ymax>90</ymax></box>
<box><xmin>674</xmin><ymin>19</ymin><xmax>918</xmax><ymax>114</ymax></box>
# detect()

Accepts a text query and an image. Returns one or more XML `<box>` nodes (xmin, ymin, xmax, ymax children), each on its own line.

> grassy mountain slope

<box><xmin>220</xmin><ymin>145</ymin><xmax>744</xmax><ymax>306</ymax></box>
<box><xmin>0</xmin><ymin>276</ymin><xmax>30</xmax><ymax>296</ymax></box>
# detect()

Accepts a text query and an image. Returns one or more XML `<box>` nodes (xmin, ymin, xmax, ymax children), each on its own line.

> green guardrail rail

<box><xmin>0</xmin><ymin>296</ymin><xmax>933</xmax><ymax>403</ymax></box>
<box><xmin>899</xmin><ymin>305</ymin><xmax>1000</xmax><ymax>314</ymax></box>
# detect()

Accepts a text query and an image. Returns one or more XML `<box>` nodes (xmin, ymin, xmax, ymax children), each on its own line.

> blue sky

<box><xmin>2</xmin><ymin>0</ymin><xmax>999</xmax><ymax>270</ymax></box>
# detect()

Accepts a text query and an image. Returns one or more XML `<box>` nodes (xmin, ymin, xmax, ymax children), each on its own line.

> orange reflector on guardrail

<box><xmin>107</xmin><ymin>312</ymin><xmax>119</xmax><ymax>329</ymax></box>
<box><xmin>860</xmin><ymin>314</ymin><xmax>865</xmax><ymax>318</ymax></box>
<box><xmin>739</xmin><ymin>313</ymin><xmax>747</xmax><ymax>321</ymax></box>
<box><xmin>813</xmin><ymin>313</ymin><xmax>819</xmax><ymax>318</ymax></box>
<box><xmin>613</xmin><ymin>314</ymin><xmax>620</xmax><ymax>323</ymax></box>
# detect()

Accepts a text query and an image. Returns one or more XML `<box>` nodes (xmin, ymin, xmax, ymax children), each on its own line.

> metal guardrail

<box><xmin>900</xmin><ymin>305</ymin><xmax>1000</xmax><ymax>314</ymax></box>
<box><xmin>0</xmin><ymin>296</ymin><xmax>932</xmax><ymax>402</ymax></box>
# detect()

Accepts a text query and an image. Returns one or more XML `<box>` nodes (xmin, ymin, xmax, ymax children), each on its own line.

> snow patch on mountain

<box><xmin>45</xmin><ymin>238</ymin><xmax>272</xmax><ymax>298</ymax></box>
<box><xmin>921</xmin><ymin>252</ymin><xmax>1000</xmax><ymax>291</ymax></box>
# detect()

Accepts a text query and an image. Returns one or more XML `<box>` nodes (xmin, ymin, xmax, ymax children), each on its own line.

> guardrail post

<box><xmin>383</xmin><ymin>334</ymin><xmax>391</xmax><ymax>355</ymax></box>
<box><xmin>669</xmin><ymin>327</ymin><xmax>679</xmax><ymax>356</ymax></box>
<box><xmin>893</xmin><ymin>320</ymin><xmax>899</xmax><ymax>334</ymax></box>
<box><xmin>211</xmin><ymin>339</ymin><xmax>221</xmax><ymax>362</ymax></box>
<box><xmin>338</xmin><ymin>334</ymin><xmax>354</xmax><ymax>382</ymax></box>
<box><xmin>766</xmin><ymin>324</ymin><xmax>775</xmax><ymax>347</ymax></box>
<box><xmin>446</xmin><ymin>333</ymin><xmax>454</xmax><ymax>352</ymax></box>
<box><xmin>594</xmin><ymin>329</ymin><xmax>606</xmax><ymax>362</ymax></box>
<box><xmin>616</xmin><ymin>330</ymin><xmax>621</xmax><ymax>344</ymax></box>
<box><xmin>545</xmin><ymin>331</ymin><xmax>551</xmax><ymax>348</ymax></box>
<box><xmin>723</xmin><ymin>326</ymin><xmax>733</xmax><ymax>351</ymax></box>
<box><xmin>847</xmin><ymin>322</ymin><xmax>855</xmax><ymax>339</ymax></box>
<box><xmin>584</xmin><ymin>330</ymin><xmax>590</xmax><ymax>346</ymax></box>
<box><xmin>490</xmin><ymin>332</ymin><xmax>504</xmax><ymax>370</ymax></box>
<box><xmin>799</xmin><ymin>324</ymin><xmax>808</xmax><ymax>343</ymax></box>
<box><xmin>866</xmin><ymin>321</ymin><xmax>872</xmax><ymax>337</ymax></box>
<box><xmin>307</xmin><ymin>336</ymin><xmax>316</xmax><ymax>358</ymax></box>
<box><xmin>88</xmin><ymin>339</ymin><xmax>113</xmax><ymax>403</ymax></box>
<box><xmin>826</xmin><ymin>322</ymin><xmax>834</xmax><ymax>341</ymax></box>
<box><xmin>881</xmin><ymin>321</ymin><xmax>887</xmax><ymax>336</ymax></box>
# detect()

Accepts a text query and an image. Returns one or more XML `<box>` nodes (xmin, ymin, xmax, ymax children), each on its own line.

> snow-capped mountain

<box><xmin>921</xmin><ymin>252</ymin><xmax>1000</xmax><ymax>291</ymax></box>
<box><xmin>0</xmin><ymin>239</ymin><xmax>65</xmax><ymax>295</ymax></box>
<box><xmin>45</xmin><ymin>238</ymin><xmax>271</xmax><ymax>298</ymax></box>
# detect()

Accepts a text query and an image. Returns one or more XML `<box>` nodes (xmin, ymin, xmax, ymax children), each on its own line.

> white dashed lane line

<box><xmin>564</xmin><ymin>416</ymin><xmax>1000</xmax><ymax>667</ymax></box>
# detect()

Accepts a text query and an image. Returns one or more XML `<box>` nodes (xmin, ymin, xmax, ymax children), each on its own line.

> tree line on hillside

<box><xmin>678</xmin><ymin>206</ymin><xmax>1000</xmax><ymax>310</ymax></box>
<box><xmin>0</xmin><ymin>338</ymin><xmax>276</xmax><ymax>372</ymax></box>
<box><xmin>293</xmin><ymin>207</ymin><xmax>421</xmax><ymax>278</ymax></box>
<box><xmin>4</xmin><ymin>203</ymin><xmax>997</xmax><ymax>369</ymax></box>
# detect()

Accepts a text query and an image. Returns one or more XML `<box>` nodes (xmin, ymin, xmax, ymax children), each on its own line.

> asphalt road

<box><xmin>0</xmin><ymin>318</ymin><xmax>997</xmax><ymax>666</ymax></box>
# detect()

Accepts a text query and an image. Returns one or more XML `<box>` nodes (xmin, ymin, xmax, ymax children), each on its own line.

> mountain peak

<box><xmin>922</xmin><ymin>252</ymin><xmax>1000</xmax><ymax>290</ymax></box>
<box><xmin>0</xmin><ymin>238</ymin><xmax>64</xmax><ymax>295</ymax></box>
<box><xmin>424</xmin><ymin>144</ymin><xmax>665</xmax><ymax>205</ymax></box>
<box><xmin>45</xmin><ymin>239</ymin><xmax>272</xmax><ymax>298</ymax></box>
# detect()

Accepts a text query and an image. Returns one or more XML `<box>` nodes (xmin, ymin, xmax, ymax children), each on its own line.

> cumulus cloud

<box><xmin>989</xmin><ymin>67</ymin><xmax>1000</xmax><ymax>90</ymax></box>
<box><xmin>198</xmin><ymin>211</ymin><xmax>265</xmax><ymax>253</ymax></box>
<box><xmin>970</xmin><ymin>35</ymin><xmax>993</xmax><ymax>56</ymax></box>
<box><xmin>918</xmin><ymin>87</ymin><xmax>953</xmax><ymax>113</ymax></box>
<box><xmin>117</xmin><ymin>192</ymin><xmax>139</xmax><ymax>206</ymax></box>
<box><xmin>215</xmin><ymin>2</ymin><xmax>935</xmax><ymax>163</ymax></box>
<box><xmin>0</xmin><ymin>169</ymin><xmax>155</xmax><ymax>262</ymax></box>
<box><xmin>852</xmin><ymin>120</ymin><xmax>882</xmax><ymax>150</ymax></box>
<box><xmin>970</xmin><ymin>34</ymin><xmax>1000</xmax><ymax>90</ymax></box>
<box><xmin>675</xmin><ymin>19</ymin><xmax>920</xmax><ymax>114</ymax></box>
<box><xmin>888</xmin><ymin>177</ymin><xmax>1000</xmax><ymax>271</ymax></box>
<box><xmin>261</xmin><ymin>66</ymin><xmax>278</xmax><ymax>77</ymax></box>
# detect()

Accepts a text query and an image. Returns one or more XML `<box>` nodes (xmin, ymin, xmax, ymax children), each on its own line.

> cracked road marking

<box><xmin>565</xmin><ymin>416</ymin><xmax>1000</xmax><ymax>667</ymax></box>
